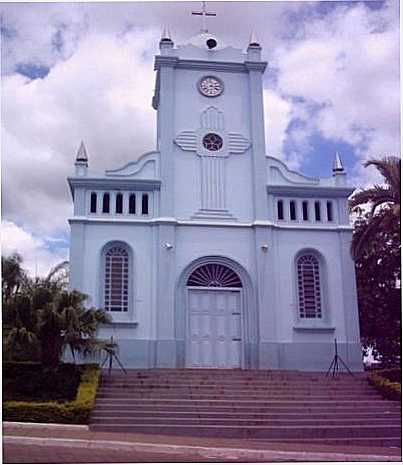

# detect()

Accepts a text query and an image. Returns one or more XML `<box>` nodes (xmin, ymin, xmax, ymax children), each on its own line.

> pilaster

<box><xmin>338</xmin><ymin>230</ymin><xmax>362</xmax><ymax>367</ymax></box>
<box><xmin>68</xmin><ymin>221</ymin><xmax>86</xmax><ymax>292</ymax></box>
<box><xmin>246</xmin><ymin>61</ymin><xmax>268</xmax><ymax>222</ymax></box>
<box><xmin>155</xmin><ymin>223</ymin><xmax>177</xmax><ymax>366</ymax></box>
<box><xmin>157</xmin><ymin>59</ymin><xmax>176</xmax><ymax>217</ymax></box>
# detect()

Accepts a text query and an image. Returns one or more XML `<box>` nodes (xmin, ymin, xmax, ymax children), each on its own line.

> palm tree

<box><xmin>3</xmin><ymin>255</ymin><xmax>111</xmax><ymax>367</ymax></box>
<box><xmin>2</xmin><ymin>253</ymin><xmax>26</xmax><ymax>305</ymax></box>
<box><xmin>349</xmin><ymin>156</ymin><xmax>400</xmax><ymax>260</ymax></box>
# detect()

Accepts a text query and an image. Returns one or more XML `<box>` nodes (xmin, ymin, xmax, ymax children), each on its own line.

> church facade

<box><xmin>68</xmin><ymin>29</ymin><xmax>363</xmax><ymax>371</ymax></box>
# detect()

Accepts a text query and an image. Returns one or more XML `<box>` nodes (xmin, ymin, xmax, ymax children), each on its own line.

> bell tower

<box><xmin>152</xmin><ymin>7</ymin><xmax>267</xmax><ymax>222</ymax></box>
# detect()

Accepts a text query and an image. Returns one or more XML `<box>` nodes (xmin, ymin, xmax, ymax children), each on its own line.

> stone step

<box><xmin>93</xmin><ymin>397</ymin><xmax>398</xmax><ymax>407</ymax></box>
<box><xmin>103</xmin><ymin>374</ymin><xmax>366</xmax><ymax>382</ymax></box>
<box><xmin>90</xmin><ymin>415</ymin><xmax>402</xmax><ymax>427</ymax></box>
<box><xmin>95</xmin><ymin>392</ymin><xmax>381</xmax><ymax>401</ymax></box>
<box><xmin>102</xmin><ymin>381</ymin><xmax>369</xmax><ymax>389</ymax></box>
<box><xmin>92</xmin><ymin>404</ymin><xmax>400</xmax><ymax>417</ymax></box>
<box><xmin>249</xmin><ymin>437</ymin><xmax>402</xmax><ymax>448</ymax></box>
<box><xmin>89</xmin><ymin>423</ymin><xmax>401</xmax><ymax>439</ymax></box>
<box><xmin>98</xmin><ymin>382</ymin><xmax>375</xmax><ymax>390</ymax></box>
<box><xmin>102</xmin><ymin>369</ymin><xmax>366</xmax><ymax>376</ymax></box>
<box><xmin>91</xmin><ymin>409</ymin><xmax>401</xmax><ymax>420</ymax></box>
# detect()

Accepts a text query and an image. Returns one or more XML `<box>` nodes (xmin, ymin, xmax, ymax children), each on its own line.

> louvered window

<box><xmin>104</xmin><ymin>245</ymin><xmax>129</xmax><ymax>312</ymax></box>
<box><xmin>297</xmin><ymin>255</ymin><xmax>322</xmax><ymax>318</ymax></box>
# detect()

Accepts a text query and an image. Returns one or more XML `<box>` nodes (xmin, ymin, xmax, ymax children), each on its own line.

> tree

<box><xmin>349</xmin><ymin>156</ymin><xmax>401</xmax><ymax>365</ymax></box>
<box><xmin>353</xmin><ymin>214</ymin><xmax>400</xmax><ymax>365</ymax></box>
<box><xmin>2</xmin><ymin>253</ymin><xmax>26</xmax><ymax>306</ymax></box>
<box><xmin>38</xmin><ymin>289</ymin><xmax>110</xmax><ymax>368</ymax></box>
<box><xmin>349</xmin><ymin>156</ymin><xmax>400</xmax><ymax>260</ymax></box>
<box><xmin>3</xmin><ymin>255</ymin><xmax>110</xmax><ymax>367</ymax></box>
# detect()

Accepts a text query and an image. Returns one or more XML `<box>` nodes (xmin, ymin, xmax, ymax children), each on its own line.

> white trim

<box><xmin>68</xmin><ymin>217</ymin><xmax>354</xmax><ymax>231</ymax></box>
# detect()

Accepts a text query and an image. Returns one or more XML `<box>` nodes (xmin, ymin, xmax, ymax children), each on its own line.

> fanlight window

<box><xmin>297</xmin><ymin>255</ymin><xmax>322</xmax><ymax>318</ymax></box>
<box><xmin>104</xmin><ymin>245</ymin><xmax>129</xmax><ymax>312</ymax></box>
<box><xmin>187</xmin><ymin>264</ymin><xmax>242</xmax><ymax>288</ymax></box>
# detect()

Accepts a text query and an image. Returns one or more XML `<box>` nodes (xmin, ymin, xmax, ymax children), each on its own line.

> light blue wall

<box><xmin>67</xmin><ymin>33</ymin><xmax>363</xmax><ymax>372</ymax></box>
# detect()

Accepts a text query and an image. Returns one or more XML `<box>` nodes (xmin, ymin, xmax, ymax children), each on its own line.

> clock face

<box><xmin>198</xmin><ymin>76</ymin><xmax>223</xmax><ymax>97</ymax></box>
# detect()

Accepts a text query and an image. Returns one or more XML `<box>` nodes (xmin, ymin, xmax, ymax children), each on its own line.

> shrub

<box><xmin>3</xmin><ymin>362</ymin><xmax>80</xmax><ymax>401</ymax></box>
<box><xmin>368</xmin><ymin>369</ymin><xmax>401</xmax><ymax>402</ymax></box>
<box><xmin>3</xmin><ymin>364</ymin><xmax>100</xmax><ymax>424</ymax></box>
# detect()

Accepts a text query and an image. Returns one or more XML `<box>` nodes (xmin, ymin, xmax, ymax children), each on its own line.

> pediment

<box><xmin>105</xmin><ymin>151</ymin><xmax>160</xmax><ymax>179</ymax></box>
<box><xmin>267</xmin><ymin>156</ymin><xmax>319</xmax><ymax>186</ymax></box>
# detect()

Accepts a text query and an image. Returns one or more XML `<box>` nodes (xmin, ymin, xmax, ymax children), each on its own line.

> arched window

<box><xmin>187</xmin><ymin>263</ymin><xmax>242</xmax><ymax>287</ymax></box>
<box><xmin>102</xmin><ymin>193</ymin><xmax>110</xmax><ymax>213</ymax></box>
<box><xmin>90</xmin><ymin>192</ymin><xmax>97</xmax><ymax>213</ymax></box>
<box><xmin>115</xmin><ymin>193</ymin><xmax>123</xmax><ymax>214</ymax></box>
<box><xmin>104</xmin><ymin>244</ymin><xmax>129</xmax><ymax>313</ymax></box>
<box><xmin>129</xmin><ymin>194</ymin><xmax>136</xmax><ymax>214</ymax></box>
<box><xmin>297</xmin><ymin>254</ymin><xmax>322</xmax><ymax>319</ymax></box>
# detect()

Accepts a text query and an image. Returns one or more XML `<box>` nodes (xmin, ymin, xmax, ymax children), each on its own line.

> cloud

<box><xmin>267</xmin><ymin>1</ymin><xmax>400</xmax><ymax>181</ymax></box>
<box><xmin>1</xmin><ymin>220</ymin><xmax>68</xmax><ymax>277</ymax></box>
<box><xmin>0</xmin><ymin>0</ymin><xmax>400</xmax><ymax>261</ymax></box>
<box><xmin>2</xmin><ymin>28</ymin><xmax>158</xmax><ymax>236</ymax></box>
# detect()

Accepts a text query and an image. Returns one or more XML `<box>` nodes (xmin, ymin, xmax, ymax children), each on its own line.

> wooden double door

<box><xmin>186</xmin><ymin>288</ymin><xmax>242</xmax><ymax>368</ymax></box>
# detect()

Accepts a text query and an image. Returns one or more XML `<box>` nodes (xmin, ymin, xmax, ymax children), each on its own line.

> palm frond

<box><xmin>351</xmin><ymin>213</ymin><xmax>386</xmax><ymax>260</ymax></box>
<box><xmin>364</xmin><ymin>157</ymin><xmax>401</xmax><ymax>197</ymax></box>
<box><xmin>349</xmin><ymin>186</ymin><xmax>396</xmax><ymax>211</ymax></box>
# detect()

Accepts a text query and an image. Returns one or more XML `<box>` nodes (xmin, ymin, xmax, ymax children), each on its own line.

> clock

<box><xmin>198</xmin><ymin>76</ymin><xmax>224</xmax><ymax>97</ymax></box>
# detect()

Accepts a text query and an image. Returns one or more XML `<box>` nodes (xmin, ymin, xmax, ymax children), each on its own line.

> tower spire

<box><xmin>333</xmin><ymin>151</ymin><xmax>344</xmax><ymax>173</ymax></box>
<box><xmin>161</xmin><ymin>25</ymin><xmax>172</xmax><ymax>42</ymax></box>
<box><xmin>75</xmin><ymin>140</ymin><xmax>88</xmax><ymax>176</ymax></box>
<box><xmin>191</xmin><ymin>1</ymin><xmax>216</xmax><ymax>33</ymax></box>
<box><xmin>76</xmin><ymin>140</ymin><xmax>88</xmax><ymax>162</ymax></box>
<box><xmin>249</xmin><ymin>32</ymin><xmax>260</xmax><ymax>47</ymax></box>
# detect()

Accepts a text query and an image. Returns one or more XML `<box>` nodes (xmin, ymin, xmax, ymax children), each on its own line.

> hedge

<box><xmin>3</xmin><ymin>364</ymin><xmax>100</xmax><ymax>424</ymax></box>
<box><xmin>368</xmin><ymin>369</ymin><xmax>401</xmax><ymax>402</ymax></box>
<box><xmin>3</xmin><ymin>362</ymin><xmax>80</xmax><ymax>402</ymax></box>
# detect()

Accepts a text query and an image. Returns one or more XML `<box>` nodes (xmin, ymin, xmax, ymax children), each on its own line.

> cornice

<box><xmin>154</xmin><ymin>56</ymin><xmax>256</xmax><ymax>73</ymax></box>
<box><xmin>244</xmin><ymin>61</ymin><xmax>268</xmax><ymax>72</ymax></box>
<box><xmin>154</xmin><ymin>56</ymin><xmax>178</xmax><ymax>69</ymax></box>
<box><xmin>266</xmin><ymin>185</ymin><xmax>354</xmax><ymax>198</ymax></box>
<box><xmin>67</xmin><ymin>177</ymin><xmax>161</xmax><ymax>195</ymax></box>
<box><xmin>68</xmin><ymin>216</ymin><xmax>353</xmax><ymax>231</ymax></box>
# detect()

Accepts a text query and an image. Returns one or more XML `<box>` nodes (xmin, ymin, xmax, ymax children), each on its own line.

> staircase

<box><xmin>90</xmin><ymin>369</ymin><xmax>401</xmax><ymax>447</ymax></box>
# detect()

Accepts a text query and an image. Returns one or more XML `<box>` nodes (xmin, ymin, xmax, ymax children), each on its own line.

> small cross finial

<box><xmin>192</xmin><ymin>1</ymin><xmax>216</xmax><ymax>33</ymax></box>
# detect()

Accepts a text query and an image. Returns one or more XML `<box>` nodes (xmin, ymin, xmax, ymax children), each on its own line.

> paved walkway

<box><xmin>3</xmin><ymin>422</ymin><xmax>402</xmax><ymax>463</ymax></box>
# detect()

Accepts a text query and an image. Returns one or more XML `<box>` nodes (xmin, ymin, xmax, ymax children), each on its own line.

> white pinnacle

<box><xmin>249</xmin><ymin>31</ymin><xmax>259</xmax><ymax>46</ymax></box>
<box><xmin>161</xmin><ymin>26</ymin><xmax>171</xmax><ymax>41</ymax></box>
<box><xmin>333</xmin><ymin>151</ymin><xmax>344</xmax><ymax>172</ymax></box>
<box><xmin>76</xmin><ymin>141</ymin><xmax>88</xmax><ymax>162</ymax></box>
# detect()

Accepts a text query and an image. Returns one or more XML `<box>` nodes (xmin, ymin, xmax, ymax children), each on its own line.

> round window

<box><xmin>202</xmin><ymin>133</ymin><xmax>223</xmax><ymax>151</ymax></box>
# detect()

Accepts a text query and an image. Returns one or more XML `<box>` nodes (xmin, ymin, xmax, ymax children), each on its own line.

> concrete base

<box><xmin>66</xmin><ymin>338</ymin><xmax>363</xmax><ymax>372</ymax></box>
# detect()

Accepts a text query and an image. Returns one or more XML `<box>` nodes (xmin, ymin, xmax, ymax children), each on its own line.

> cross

<box><xmin>192</xmin><ymin>1</ymin><xmax>216</xmax><ymax>33</ymax></box>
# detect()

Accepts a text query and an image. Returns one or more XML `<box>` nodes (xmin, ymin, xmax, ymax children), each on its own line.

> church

<box><xmin>68</xmin><ymin>15</ymin><xmax>363</xmax><ymax>371</ymax></box>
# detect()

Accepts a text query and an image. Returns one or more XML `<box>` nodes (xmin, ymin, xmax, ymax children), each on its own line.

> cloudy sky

<box><xmin>1</xmin><ymin>0</ymin><xmax>400</xmax><ymax>276</ymax></box>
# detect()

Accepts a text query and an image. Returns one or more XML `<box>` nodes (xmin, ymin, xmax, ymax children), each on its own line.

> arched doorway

<box><xmin>186</xmin><ymin>262</ymin><xmax>244</xmax><ymax>368</ymax></box>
